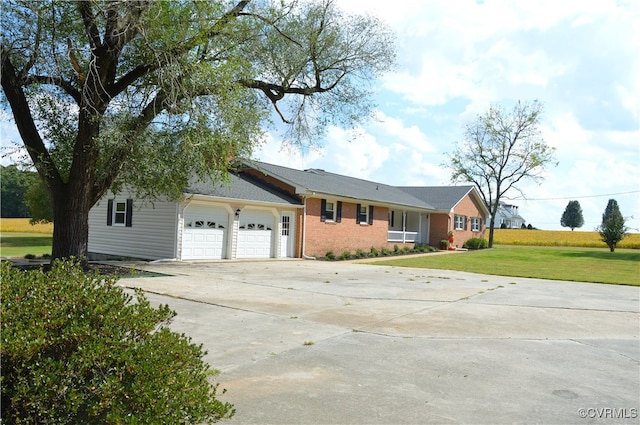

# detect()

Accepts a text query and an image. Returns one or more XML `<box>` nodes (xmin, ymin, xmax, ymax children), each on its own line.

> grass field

<box><xmin>370</xmin><ymin>246</ymin><xmax>640</xmax><ymax>286</ymax></box>
<box><xmin>493</xmin><ymin>229</ymin><xmax>640</xmax><ymax>249</ymax></box>
<box><xmin>1</xmin><ymin>233</ymin><xmax>53</xmax><ymax>258</ymax></box>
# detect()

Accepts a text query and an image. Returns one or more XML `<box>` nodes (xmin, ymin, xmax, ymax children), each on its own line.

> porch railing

<box><xmin>387</xmin><ymin>230</ymin><xmax>419</xmax><ymax>243</ymax></box>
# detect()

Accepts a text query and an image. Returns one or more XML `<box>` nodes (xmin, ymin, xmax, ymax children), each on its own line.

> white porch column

<box><xmin>402</xmin><ymin>211</ymin><xmax>407</xmax><ymax>243</ymax></box>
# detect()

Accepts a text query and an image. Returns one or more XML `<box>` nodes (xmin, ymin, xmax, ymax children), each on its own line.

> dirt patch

<box><xmin>5</xmin><ymin>261</ymin><xmax>153</xmax><ymax>277</ymax></box>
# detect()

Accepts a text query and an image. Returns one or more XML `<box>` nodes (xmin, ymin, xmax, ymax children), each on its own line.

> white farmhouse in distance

<box><xmin>488</xmin><ymin>201</ymin><xmax>526</xmax><ymax>229</ymax></box>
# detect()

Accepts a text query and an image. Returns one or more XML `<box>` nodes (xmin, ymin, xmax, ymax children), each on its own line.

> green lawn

<box><xmin>1</xmin><ymin>232</ymin><xmax>52</xmax><ymax>258</ymax></box>
<box><xmin>368</xmin><ymin>246</ymin><xmax>640</xmax><ymax>286</ymax></box>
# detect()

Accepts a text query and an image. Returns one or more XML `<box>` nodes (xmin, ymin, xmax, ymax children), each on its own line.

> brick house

<box><xmin>88</xmin><ymin>161</ymin><xmax>488</xmax><ymax>260</ymax></box>
<box><xmin>399</xmin><ymin>186</ymin><xmax>489</xmax><ymax>248</ymax></box>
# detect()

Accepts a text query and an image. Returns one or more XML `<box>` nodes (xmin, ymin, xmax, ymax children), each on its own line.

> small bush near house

<box><xmin>439</xmin><ymin>240</ymin><xmax>449</xmax><ymax>250</ymax></box>
<box><xmin>325</xmin><ymin>251</ymin><xmax>336</xmax><ymax>260</ymax></box>
<box><xmin>355</xmin><ymin>248</ymin><xmax>367</xmax><ymax>259</ymax></box>
<box><xmin>1</xmin><ymin>259</ymin><xmax>234</xmax><ymax>424</ymax></box>
<box><xmin>463</xmin><ymin>237</ymin><xmax>488</xmax><ymax>250</ymax></box>
<box><xmin>393</xmin><ymin>245</ymin><xmax>400</xmax><ymax>254</ymax></box>
<box><xmin>370</xmin><ymin>247</ymin><xmax>379</xmax><ymax>257</ymax></box>
<box><xmin>381</xmin><ymin>247</ymin><xmax>392</xmax><ymax>256</ymax></box>
<box><xmin>340</xmin><ymin>251</ymin><xmax>352</xmax><ymax>260</ymax></box>
<box><xmin>414</xmin><ymin>243</ymin><xmax>435</xmax><ymax>253</ymax></box>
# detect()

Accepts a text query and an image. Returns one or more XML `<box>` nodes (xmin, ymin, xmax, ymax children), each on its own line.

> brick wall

<box><xmin>451</xmin><ymin>194</ymin><xmax>486</xmax><ymax>247</ymax></box>
<box><xmin>304</xmin><ymin>198</ymin><xmax>390</xmax><ymax>257</ymax></box>
<box><xmin>429</xmin><ymin>213</ymin><xmax>450</xmax><ymax>247</ymax></box>
<box><xmin>243</xmin><ymin>169</ymin><xmax>298</xmax><ymax>196</ymax></box>
<box><xmin>428</xmin><ymin>194</ymin><xmax>487</xmax><ymax>248</ymax></box>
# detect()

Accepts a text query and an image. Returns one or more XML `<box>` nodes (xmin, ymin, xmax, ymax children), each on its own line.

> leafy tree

<box><xmin>0</xmin><ymin>164</ymin><xmax>31</xmax><ymax>217</ymax></box>
<box><xmin>445</xmin><ymin>100</ymin><xmax>557</xmax><ymax>247</ymax></box>
<box><xmin>1</xmin><ymin>259</ymin><xmax>234</xmax><ymax>423</ymax></box>
<box><xmin>24</xmin><ymin>177</ymin><xmax>54</xmax><ymax>224</ymax></box>
<box><xmin>1</xmin><ymin>0</ymin><xmax>395</xmax><ymax>260</ymax></box>
<box><xmin>596</xmin><ymin>199</ymin><xmax>628</xmax><ymax>252</ymax></box>
<box><xmin>560</xmin><ymin>200</ymin><xmax>584</xmax><ymax>231</ymax></box>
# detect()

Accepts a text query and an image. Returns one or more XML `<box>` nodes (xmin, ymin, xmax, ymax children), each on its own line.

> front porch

<box><xmin>387</xmin><ymin>210</ymin><xmax>429</xmax><ymax>244</ymax></box>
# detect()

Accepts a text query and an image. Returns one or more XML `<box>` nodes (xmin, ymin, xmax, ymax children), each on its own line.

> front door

<box><xmin>280</xmin><ymin>213</ymin><xmax>293</xmax><ymax>257</ymax></box>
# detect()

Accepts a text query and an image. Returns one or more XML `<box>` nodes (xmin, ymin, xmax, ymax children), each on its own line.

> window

<box><xmin>356</xmin><ymin>204</ymin><xmax>374</xmax><ymax>225</ymax></box>
<box><xmin>281</xmin><ymin>215</ymin><xmax>290</xmax><ymax>236</ymax></box>
<box><xmin>326</xmin><ymin>202</ymin><xmax>335</xmax><ymax>220</ymax></box>
<box><xmin>320</xmin><ymin>199</ymin><xmax>342</xmax><ymax>222</ymax></box>
<box><xmin>454</xmin><ymin>215</ymin><xmax>465</xmax><ymax>230</ymax></box>
<box><xmin>357</xmin><ymin>204</ymin><xmax>367</xmax><ymax>223</ymax></box>
<box><xmin>114</xmin><ymin>202</ymin><xmax>126</xmax><ymax>225</ymax></box>
<box><xmin>107</xmin><ymin>199</ymin><xmax>132</xmax><ymax>227</ymax></box>
<box><xmin>471</xmin><ymin>217</ymin><xmax>481</xmax><ymax>232</ymax></box>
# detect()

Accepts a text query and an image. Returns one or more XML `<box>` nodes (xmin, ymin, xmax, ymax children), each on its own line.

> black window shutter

<box><xmin>125</xmin><ymin>199</ymin><xmax>133</xmax><ymax>227</ymax></box>
<box><xmin>356</xmin><ymin>204</ymin><xmax>361</xmax><ymax>223</ymax></box>
<box><xmin>368</xmin><ymin>206</ymin><xmax>374</xmax><ymax>225</ymax></box>
<box><xmin>320</xmin><ymin>199</ymin><xmax>327</xmax><ymax>222</ymax></box>
<box><xmin>336</xmin><ymin>201</ymin><xmax>342</xmax><ymax>223</ymax></box>
<box><xmin>107</xmin><ymin>199</ymin><xmax>113</xmax><ymax>226</ymax></box>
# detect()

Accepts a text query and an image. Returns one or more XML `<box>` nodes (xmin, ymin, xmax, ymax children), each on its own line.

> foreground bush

<box><xmin>1</xmin><ymin>259</ymin><xmax>234</xmax><ymax>424</ymax></box>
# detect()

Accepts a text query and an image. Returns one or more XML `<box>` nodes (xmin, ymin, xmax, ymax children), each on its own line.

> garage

<box><xmin>182</xmin><ymin>204</ymin><xmax>229</xmax><ymax>260</ymax></box>
<box><xmin>237</xmin><ymin>209</ymin><xmax>275</xmax><ymax>258</ymax></box>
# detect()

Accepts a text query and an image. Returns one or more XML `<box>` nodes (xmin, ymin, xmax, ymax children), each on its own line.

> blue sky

<box><xmin>256</xmin><ymin>0</ymin><xmax>640</xmax><ymax>231</ymax></box>
<box><xmin>1</xmin><ymin>0</ymin><xmax>638</xmax><ymax>232</ymax></box>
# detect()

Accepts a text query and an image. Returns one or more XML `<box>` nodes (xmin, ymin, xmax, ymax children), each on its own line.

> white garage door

<box><xmin>182</xmin><ymin>205</ymin><xmax>228</xmax><ymax>260</ymax></box>
<box><xmin>237</xmin><ymin>209</ymin><xmax>274</xmax><ymax>258</ymax></box>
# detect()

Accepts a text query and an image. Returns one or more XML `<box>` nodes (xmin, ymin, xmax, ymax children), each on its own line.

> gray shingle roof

<box><xmin>245</xmin><ymin>161</ymin><xmax>436</xmax><ymax>210</ymax></box>
<box><xmin>399</xmin><ymin>186</ymin><xmax>476</xmax><ymax>211</ymax></box>
<box><xmin>185</xmin><ymin>172</ymin><xmax>302</xmax><ymax>206</ymax></box>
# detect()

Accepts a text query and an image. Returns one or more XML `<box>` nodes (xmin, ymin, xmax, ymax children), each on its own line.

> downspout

<box><xmin>301</xmin><ymin>195</ymin><xmax>316</xmax><ymax>260</ymax></box>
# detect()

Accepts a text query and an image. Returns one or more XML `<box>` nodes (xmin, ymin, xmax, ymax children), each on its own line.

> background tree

<box><xmin>24</xmin><ymin>178</ymin><xmax>54</xmax><ymax>224</ymax></box>
<box><xmin>596</xmin><ymin>199</ymin><xmax>628</xmax><ymax>252</ymax></box>
<box><xmin>0</xmin><ymin>164</ymin><xmax>31</xmax><ymax>217</ymax></box>
<box><xmin>560</xmin><ymin>200</ymin><xmax>584</xmax><ymax>231</ymax></box>
<box><xmin>445</xmin><ymin>100</ymin><xmax>557</xmax><ymax>248</ymax></box>
<box><xmin>1</xmin><ymin>0</ymin><xmax>395</xmax><ymax>260</ymax></box>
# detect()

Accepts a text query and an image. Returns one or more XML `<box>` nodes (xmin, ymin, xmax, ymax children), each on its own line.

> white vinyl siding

<box><xmin>89</xmin><ymin>192</ymin><xmax>178</xmax><ymax>260</ymax></box>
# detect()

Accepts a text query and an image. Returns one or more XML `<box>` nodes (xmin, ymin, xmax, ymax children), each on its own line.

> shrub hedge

<box><xmin>463</xmin><ymin>237</ymin><xmax>488</xmax><ymax>250</ymax></box>
<box><xmin>1</xmin><ymin>259</ymin><xmax>234</xmax><ymax>424</ymax></box>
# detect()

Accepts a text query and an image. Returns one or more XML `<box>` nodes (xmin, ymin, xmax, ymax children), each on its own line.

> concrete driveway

<box><xmin>121</xmin><ymin>260</ymin><xmax>639</xmax><ymax>424</ymax></box>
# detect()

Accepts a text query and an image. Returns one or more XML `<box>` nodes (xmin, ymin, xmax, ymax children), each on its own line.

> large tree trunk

<box><xmin>50</xmin><ymin>182</ymin><xmax>93</xmax><ymax>261</ymax></box>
